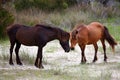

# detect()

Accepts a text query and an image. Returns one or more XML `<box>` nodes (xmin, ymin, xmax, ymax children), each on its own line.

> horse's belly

<box><xmin>17</xmin><ymin>37</ymin><xmax>36</xmax><ymax>46</ymax></box>
<box><xmin>16</xmin><ymin>32</ymin><xmax>37</xmax><ymax>46</ymax></box>
<box><xmin>87</xmin><ymin>36</ymin><xmax>101</xmax><ymax>45</ymax></box>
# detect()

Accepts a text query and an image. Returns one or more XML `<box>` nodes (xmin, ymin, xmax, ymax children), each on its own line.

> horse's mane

<box><xmin>71</xmin><ymin>24</ymin><xmax>86</xmax><ymax>39</ymax></box>
<box><xmin>35</xmin><ymin>24</ymin><xmax>51</xmax><ymax>28</ymax></box>
<box><xmin>35</xmin><ymin>24</ymin><xmax>58</xmax><ymax>30</ymax></box>
<box><xmin>35</xmin><ymin>24</ymin><xmax>69</xmax><ymax>39</ymax></box>
<box><xmin>35</xmin><ymin>24</ymin><xmax>66</xmax><ymax>33</ymax></box>
<box><xmin>73</xmin><ymin>24</ymin><xmax>85</xmax><ymax>31</ymax></box>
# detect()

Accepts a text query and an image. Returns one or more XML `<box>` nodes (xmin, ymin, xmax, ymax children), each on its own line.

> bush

<box><xmin>14</xmin><ymin>0</ymin><xmax>76</xmax><ymax>11</ymax></box>
<box><xmin>0</xmin><ymin>8</ymin><xmax>14</xmax><ymax>38</ymax></box>
<box><xmin>14</xmin><ymin>0</ymin><xmax>33</xmax><ymax>11</ymax></box>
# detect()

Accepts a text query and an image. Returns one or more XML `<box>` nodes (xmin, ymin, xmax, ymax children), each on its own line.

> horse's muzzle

<box><xmin>65</xmin><ymin>48</ymin><xmax>70</xmax><ymax>52</ymax></box>
<box><xmin>70</xmin><ymin>47</ymin><xmax>75</xmax><ymax>50</ymax></box>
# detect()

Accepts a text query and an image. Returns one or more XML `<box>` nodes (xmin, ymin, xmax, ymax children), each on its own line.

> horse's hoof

<box><xmin>39</xmin><ymin>65</ymin><xmax>44</xmax><ymax>69</ymax></box>
<box><xmin>9</xmin><ymin>63</ymin><xmax>14</xmax><ymax>65</ymax></box>
<box><xmin>17</xmin><ymin>62</ymin><xmax>23</xmax><ymax>65</ymax></box>
<box><xmin>9</xmin><ymin>62</ymin><xmax>14</xmax><ymax>65</ymax></box>
<box><xmin>35</xmin><ymin>63</ymin><xmax>38</xmax><ymax>68</ymax></box>
<box><xmin>84</xmin><ymin>59</ymin><xmax>87</xmax><ymax>62</ymax></box>
<box><xmin>38</xmin><ymin>64</ymin><xmax>44</xmax><ymax>69</ymax></box>
<box><xmin>34</xmin><ymin>64</ymin><xmax>44</xmax><ymax>69</ymax></box>
<box><xmin>16</xmin><ymin>61</ymin><xmax>23</xmax><ymax>65</ymax></box>
<box><xmin>93</xmin><ymin>58</ymin><xmax>97</xmax><ymax>63</ymax></box>
<box><xmin>104</xmin><ymin>59</ymin><xmax>107</xmax><ymax>62</ymax></box>
<box><xmin>93</xmin><ymin>60</ymin><xmax>97</xmax><ymax>63</ymax></box>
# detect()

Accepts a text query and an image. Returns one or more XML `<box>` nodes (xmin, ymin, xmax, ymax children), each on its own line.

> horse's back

<box><xmin>88</xmin><ymin>22</ymin><xmax>104</xmax><ymax>33</ymax></box>
<box><xmin>15</xmin><ymin>24</ymin><xmax>57</xmax><ymax>46</ymax></box>
<box><xmin>87</xmin><ymin>22</ymin><xmax>104</xmax><ymax>44</ymax></box>
<box><xmin>89</xmin><ymin>22</ymin><xmax>104</xmax><ymax>28</ymax></box>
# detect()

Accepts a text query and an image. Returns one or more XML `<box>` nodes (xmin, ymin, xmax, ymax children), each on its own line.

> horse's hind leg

<box><xmin>15</xmin><ymin>41</ymin><xmax>22</xmax><ymax>65</ymax></box>
<box><xmin>9</xmin><ymin>39</ymin><xmax>15</xmax><ymax>65</ymax></box>
<box><xmin>101</xmin><ymin>39</ymin><xmax>107</xmax><ymax>62</ymax></box>
<box><xmin>93</xmin><ymin>43</ymin><xmax>98</xmax><ymax>62</ymax></box>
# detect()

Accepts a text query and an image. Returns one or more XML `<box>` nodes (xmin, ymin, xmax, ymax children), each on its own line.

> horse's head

<box><xmin>70</xmin><ymin>30</ymin><xmax>78</xmax><ymax>50</ymax></box>
<box><xmin>59</xmin><ymin>31</ymin><xmax>70</xmax><ymax>52</ymax></box>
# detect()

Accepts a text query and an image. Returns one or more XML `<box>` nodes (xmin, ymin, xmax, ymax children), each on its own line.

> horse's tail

<box><xmin>104</xmin><ymin>26</ymin><xmax>117</xmax><ymax>53</ymax></box>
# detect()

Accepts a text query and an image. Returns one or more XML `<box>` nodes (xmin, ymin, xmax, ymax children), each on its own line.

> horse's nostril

<box><xmin>71</xmin><ymin>47</ymin><xmax>75</xmax><ymax>50</ymax></box>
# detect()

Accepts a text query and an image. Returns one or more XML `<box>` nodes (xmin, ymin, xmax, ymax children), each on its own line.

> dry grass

<box><xmin>0</xmin><ymin>41</ymin><xmax>120</xmax><ymax>80</ymax></box>
<box><xmin>3</xmin><ymin>2</ymin><xmax>120</xmax><ymax>32</ymax></box>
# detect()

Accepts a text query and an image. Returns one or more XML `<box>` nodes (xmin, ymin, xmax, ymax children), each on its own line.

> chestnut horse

<box><xmin>7</xmin><ymin>24</ymin><xmax>70</xmax><ymax>68</ymax></box>
<box><xmin>70</xmin><ymin>22</ymin><xmax>117</xmax><ymax>63</ymax></box>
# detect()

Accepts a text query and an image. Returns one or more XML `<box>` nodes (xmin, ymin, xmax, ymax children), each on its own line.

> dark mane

<box><xmin>35</xmin><ymin>24</ymin><xmax>66</xmax><ymax>33</ymax></box>
<box><xmin>35</xmin><ymin>24</ymin><xmax>56</xmax><ymax>30</ymax></box>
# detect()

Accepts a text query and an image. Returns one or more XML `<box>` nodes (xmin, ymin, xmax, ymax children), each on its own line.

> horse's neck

<box><xmin>56</xmin><ymin>29</ymin><xmax>68</xmax><ymax>41</ymax></box>
<box><xmin>44</xmin><ymin>28</ymin><xmax>60</xmax><ymax>42</ymax></box>
<box><xmin>55</xmin><ymin>29</ymin><xmax>63</xmax><ymax>41</ymax></box>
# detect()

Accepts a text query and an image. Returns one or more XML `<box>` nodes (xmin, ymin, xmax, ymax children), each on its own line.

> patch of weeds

<box><xmin>52</xmin><ymin>68</ymin><xmax>64</xmax><ymax>75</ymax></box>
<box><xmin>42</xmin><ymin>57</ymin><xmax>48</xmax><ymax>65</ymax></box>
<box><xmin>0</xmin><ymin>39</ymin><xmax>9</xmax><ymax>45</ymax></box>
<box><xmin>45</xmin><ymin>46</ymin><xmax>57</xmax><ymax>53</ymax></box>
<box><xmin>0</xmin><ymin>53</ymin><xmax>9</xmax><ymax>61</ymax></box>
<box><xmin>66</xmin><ymin>63</ymin><xmax>113</xmax><ymax>80</ymax></box>
<box><xmin>0</xmin><ymin>69</ymin><xmax>40</xmax><ymax>80</ymax></box>
<box><xmin>116</xmin><ymin>63</ymin><xmax>120</xmax><ymax>69</ymax></box>
<box><xmin>115</xmin><ymin>45</ymin><xmax>120</xmax><ymax>54</ymax></box>
<box><xmin>49</xmin><ymin>68</ymin><xmax>75</xmax><ymax>80</ymax></box>
<box><xmin>20</xmin><ymin>50</ymin><xmax>35</xmax><ymax>64</ymax></box>
<box><xmin>0</xmin><ymin>46</ymin><xmax>9</xmax><ymax>61</ymax></box>
<box><xmin>99</xmin><ymin>71</ymin><xmax>112</xmax><ymax>80</ymax></box>
<box><xmin>44</xmin><ymin>41</ymin><xmax>59</xmax><ymax>53</ymax></box>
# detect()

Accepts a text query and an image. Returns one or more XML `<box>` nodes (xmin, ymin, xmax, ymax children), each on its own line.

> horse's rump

<box><xmin>7</xmin><ymin>24</ymin><xmax>23</xmax><ymax>38</ymax></box>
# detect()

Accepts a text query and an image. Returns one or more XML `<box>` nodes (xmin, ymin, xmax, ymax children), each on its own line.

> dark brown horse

<box><xmin>7</xmin><ymin>24</ymin><xmax>70</xmax><ymax>68</ymax></box>
<box><xmin>70</xmin><ymin>22</ymin><xmax>117</xmax><ymax>63</ymax></box>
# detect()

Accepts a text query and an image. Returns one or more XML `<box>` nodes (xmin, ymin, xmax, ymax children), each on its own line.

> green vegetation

<box><xmin>20</xmin><ymin>50</ymin><xmax>35</xmax><ymax>64</ymax></box>
<box><xmin>14</xmin><ymin>0</ymin><xmax>76</xmax><ymax>11</ymax></box>
<box><xmin>0</xmin><ymin>8</ymin><xmax>14</xmax><ymax>38</ymax></box>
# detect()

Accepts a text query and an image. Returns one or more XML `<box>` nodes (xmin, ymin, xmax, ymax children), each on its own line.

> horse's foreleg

<box><xmin>101</xmin><ymin>39</ymin><xmax>107</xmax><ymax>62</ymax></box>
<box><xmin>93</xmin><ymin>43</ymin><xmax>98</xmax><ymax>62</ymax></box>
<box><xmin>80</xmin><ymin>45</ymin><xmax>86</xmax><ymax>63</ymax></box>
<box><xmin>15</xmin><ymin>42</ymin><xmax>22</xmax><ymax>65</ymax></box>
<box><xmin>9</xmin><ymin>40</ymin><xmax>15</xmax><ymax>65</ymax></box>
<box><xmin>35</xmin><ymin>47</ymin><xmax>44</xmax><ymax>69</ymax></box>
